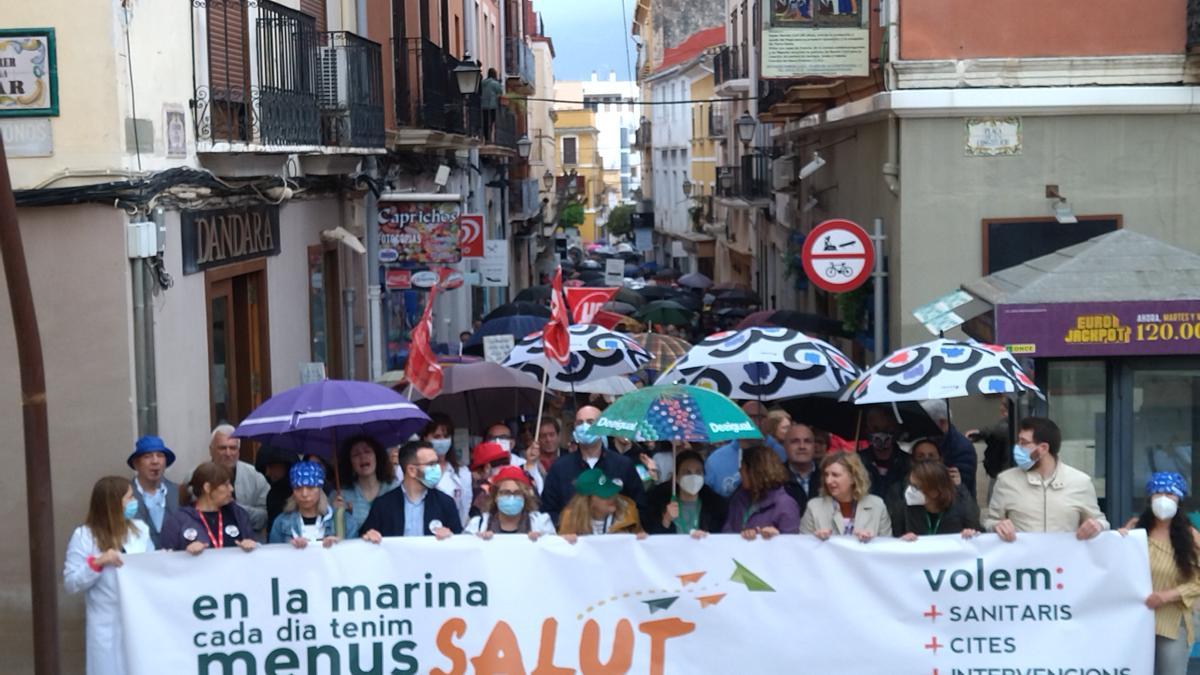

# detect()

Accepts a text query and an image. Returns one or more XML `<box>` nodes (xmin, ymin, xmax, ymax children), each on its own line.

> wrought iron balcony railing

<box><xmin>716</xmin><ymin>154</ymin><xmax>770</xmax><ymax>201</ymax></box>
<box><xmin>1189</xmin><ymin>0</ymin><xmax>1200</xmax><ymax>51</ymax></box>
<box><xmin>709</xmin><ymin>105</ymin><xmax>727</xmax><ymax>138</ymax></box>
<box><xmin>509</xmin><ymin>178</ymin><xmax>541</xmax><ymax>219</ymax></box>
<box><xmin>394</xmin><ymin>37</ymin><xmax>482</xmax><ymax>135</ymax></box>
<box><xmin>505</xmin><ymin>37</ymin><xmax>536</xmax><ymax>88</ymax></box>
<box><xmin>491</xmin><ymin>105</ymin><xmax>518</xmax><ymax>148</ymax></box>
<box><xmin>317</xmin><ymin>32</ymin><xmax>385</xmax><ymax>148</ymax></box>
<box><xmin>713</xmin><ymin>45</ymin><xmax>747</xmax><ymax>86</ymax></box>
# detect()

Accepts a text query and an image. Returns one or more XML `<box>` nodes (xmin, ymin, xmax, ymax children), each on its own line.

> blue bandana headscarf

<box><xmin>289</xmin><ymin>461</ymin><xmax>325</xmax><ymax>488</ymax></box>
<box><xmin>1146</xmin><ymin>471</ymin><xmax>1187</xmax><ymax>498</ymax></box>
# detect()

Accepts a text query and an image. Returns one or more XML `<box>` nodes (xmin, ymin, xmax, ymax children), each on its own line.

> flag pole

<box><xmin>533</xmin><ymin>367</ymin><xmax>550</xmax><ymax>445</ymax></box>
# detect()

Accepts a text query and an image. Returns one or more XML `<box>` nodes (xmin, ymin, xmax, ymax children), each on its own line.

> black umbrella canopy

<box><xmin>578</xmin><ymin>271</ymin><xmax>606</xmax><ymax>284</ymax></box>
<box><xmin>768</xmin><ymin>310</ymin><xmax>851</xmax><ymax>337</ymax></box>
<box><xmin>672</xmin><ymin>294</ymin><xmax>702</xmax><ymax>311</ymax></box>
<box><xmin>780</xmin><ymin>396</ymin><xmax>940</xmax><ymax>442</ymax></box>
<box><xmin>513</xmin><ymin>285</ymin><xmax>551</xmax><ymax>303</ymax></box>
<box><xmin>482</xmin><ymin>301</ymin><xmax>551</xmax><ymax>323</ymax></box>
<box><xmin>613</xmin><ymin>287</ymin><xmax>646</xmax><ymax>307</ymax></box>
<box><xmin>579</xmin><ymin>259</ymin><xmax>603</xmax><ymax>270</ymax></box>
<box><xmin>713</xmin><ymin>288</ymin><xmax>761</xmax><ymax>305</ymax></box>
<box><xmin>637</xmin><ymin>285</ymin><xmax>678</xmax><ymax>301</ymax></box>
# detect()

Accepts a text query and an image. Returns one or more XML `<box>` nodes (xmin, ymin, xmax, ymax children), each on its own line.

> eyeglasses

<box><xmin>412</xmin><ymin>460</ymin><xmax>439</xmax><ymax>468</ymax></box>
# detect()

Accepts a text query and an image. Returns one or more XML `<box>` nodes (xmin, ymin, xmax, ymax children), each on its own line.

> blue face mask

<box><xmin>420</xmin><ymin>464</ymin><xmax>443</xmax><ymax>488</ymax></box>
<box><xmin>123</xmin><ymin>499</ymin><xmax>139</xmax><ymax>520</ymax></box>
<box><xmin>1012</xmin><ymin>444</ymin><xmax>1037</xmax><ymax>471</ymax></box>
<box><xmin>496</xmin><ymin>495</ymin><xmax>525</xmax><ymax>516</ymax></box>
<box><xmin>574</xmin><ymin>423</ymin><xmax>601</xmax><ymax>446</ymax></box>
<box><xmin>430</xmin><ymin>438</ymin><xmax>453</xmax><ymax>456</ymax></box>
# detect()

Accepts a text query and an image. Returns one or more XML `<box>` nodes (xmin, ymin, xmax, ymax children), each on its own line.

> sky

<box><xmin>535</xmin><ymin>0</ymin><xmax>639</xmax><ymax>82</ymax></box>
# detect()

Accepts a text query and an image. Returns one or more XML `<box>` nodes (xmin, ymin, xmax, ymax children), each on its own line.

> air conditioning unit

<box><xmin>317</xmin><ymin>46</ymin><xmax>350</xmax><ymax>109</ymax></box>
<box><xmin>772</xmin><ymin>154</ymin><xmax>796</xmax><ymax>191</ymax></box>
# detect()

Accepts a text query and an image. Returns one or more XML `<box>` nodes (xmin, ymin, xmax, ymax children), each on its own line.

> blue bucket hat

<box><xmin>289</xmin><ymin>460</ymin><xmax>326</xmax><ymax>488</ymax></box>
<box><xmin>1146</xmin><ymin>471</ymin><xmax>1188</xmax><ymax>498</ymax></box>
<box><xmin>127</xmin><ymin>435</ymin><xmax>176</xmax><ymax>468</ymax></box>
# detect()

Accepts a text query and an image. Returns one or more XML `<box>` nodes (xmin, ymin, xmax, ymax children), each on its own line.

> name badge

<box><xmin>183</xmin><ymin>528</ymin><xmax>198</xmax><ymax>542</ymax></box>
<box><xmin>225</xmin><ymin>525</ymin><xmax>240</xmax><ymax>538</ymax></box>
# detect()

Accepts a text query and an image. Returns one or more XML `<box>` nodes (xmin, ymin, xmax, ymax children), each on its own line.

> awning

<box><xmin>958</xmin><ymin>230</ymin><xmax>1200</xmax><ymax>358</ymax></box>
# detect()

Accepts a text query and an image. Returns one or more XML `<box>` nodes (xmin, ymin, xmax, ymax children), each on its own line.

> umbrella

<box><xmin>633</xmin><ymin>333</ymin><xmax>692</xmax><ymax>374</ymax></box>
<box><xmin>843</xmin><ymin>338</ymin><xmax>1042</xmax><ymax>405</ymax></box>
<box><xmin>482</xmin><ymin>301</ymin><xmax>551</xmax><ymax>323</ymax></box>
<box><xmin>580</xmin><ymin>259</ymin><xmax>603</xmax><ymax>270</ymax></box>
<box><xmin>578</xmin><ymin>271</ymin><xmax>606</xmax><ymax>284</ymax></box>
<box><xmin>571</xmin><ymin>375</ymin><xmax>638</xmax><ymax>396</ymax></box>
<box><xmin>678</xmin><ymin>272</ymin><xmax>713</xmax><ymax>289</ymax></box>
<box><xmin>503</xmin><ymin>323</ymin><xmax>652</xmax><ymax>390</ymax></box>
<box><xmin>635</xmin><ymin>300</ymin><xmax>695</xmax><ymax>327</ymax></box>
<box><xmin>657</xmin><ymin>327</ymin><xmax>860</xmax><ymax>401</ymax></box>
<box><xmin>232</xmin><ymin>379</ymin><xmax>429</xmax><ymax>457</ymax></box>
<box><xmin>713</xmin><ymin>288</ymin><xmax>761</xmax><ymax>305</ymax></box>
<box><xmin>735</xmin><ymin>309</ymin><xmax>849</xmax><ymax>337</ymax></box>
<box><xmin>612</xmin><ymin>287</ymin><xmax>646</xmax><ymax>307</ymax></box>
<box><xmin>594</xmin><ymin>312</ymin><xmax>646</xmax><ymax>333</ymax></box>
<box><xmin>465</xmin><ymin>315</ymin><xmax>548</xmax><ymax>349</ymax></box>
<box><xmin>594</xmin><ymin>385</ymin><xmax>763</xmax><ymax>443</ymax></box>
<box><xmin>712</xmin><ymin>281</ymin><xmax>752</xmax><ymax>292</ymax></box>
<box><xmin>654</xmin><ymin>268</ymin><xmax>680</xmax><ymax>281</ymax></box>
<box><xmin>409</xmin><ymin>361</ymin><xmax>542</xmax><ymax>435</ymax></box>
<box><xmin>672</xmin><ymin>294</ymin><xmax>702</xmax><ymax>312</ymax></box>
<box><xmin>624</xmin><ymin>263</ymin><xmax>642</xmax><ymax>277</ymax></box>
<box><xmin>513</xmin><ymin>285</ymin><xmax>550</xmax><ymax>303</ymax></box>
<box><xmin>715</xmin><ymin>307</ymin><xmax>752</xmax><ymax>319</ymax></box>
<box><xmin>602</xmin><ymin>301</ymin><xmax>638</xmax><ymax>315</ymax></box>
<box><xmin>779</xmin><ymin>396</ymin><xmax>941</xmax><ymax>441</ymax></box>
<box><xmin>637</xmin><ymin>285</ymin><xmax>677</xmax><ymax>301</ymax></box>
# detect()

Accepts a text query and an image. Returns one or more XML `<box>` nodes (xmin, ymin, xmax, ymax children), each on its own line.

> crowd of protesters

<box><xmin>64</xmin><ymin>403</ymin><xmax>1197</xmax><ymax>674</ymax></box>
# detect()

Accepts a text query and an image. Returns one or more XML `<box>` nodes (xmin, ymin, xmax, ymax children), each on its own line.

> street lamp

<box><xmin>681</xmin><ymin>178</ymin><xmax>693</xmax><ymax>198</ymax></box>
<box><xmin>735</xmin><ymin>111</ymin><xmax>757</xmax><ymax>147</ymax></box>
<box><xmin>452</xmin><ymin>55</ymin><xmax>482</xmax><ymax>96</ymax></box>
<box><xmin>516</xmin><ymin>135</ymin><xmax>532</xmax><ymax>159</ymax></box>
<box><xmin>566</xmin><ymin>172</ymin><xmax>578</xmax><ymax>198</ymax></box>
<box><xmin>542</xmin><ymin>170</ymin><xmax>554</xmax><ymax>191</ymax></box>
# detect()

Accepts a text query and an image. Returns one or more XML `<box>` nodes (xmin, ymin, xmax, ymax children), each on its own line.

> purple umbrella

<box><xmin>232</xmin><ymin>379</ymin><xmax>430</xmax><ymax>455</ymax></box>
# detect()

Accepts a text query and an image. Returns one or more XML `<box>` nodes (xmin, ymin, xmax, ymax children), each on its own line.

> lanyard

<box><xmin>840</xmin><ymin>501</ymin><xmax>857</xmax><ymax>535</ymax></box>
<box><xmin>740</xmin><ymin>503</ymin><xmax>759</xmax><ymax>529</ymax></box>
<box><xmin>925</xmin><ymin>511</ymin><xmax>943</xmax><ymax>536</ymax></box>
<box><xmin>200</xmin><ymin>510</ymin><xmax>224</xmax><ymax>548</ymax></box>
<box><xmin>673</xmin><ymin>498</ymin><xmax>700</xmax><ymax>533</ymax></box>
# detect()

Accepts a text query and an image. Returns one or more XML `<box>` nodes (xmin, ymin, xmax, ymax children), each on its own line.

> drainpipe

<box><xmin>883</xmin><ymin>116</ymin><xmax>900</xmax><ymax>196</ymax></box>
<box><xmin>131</xmin><ymin>210</ymin><xmax>161</xmax><ymax>435</ymax></box>
<box><xmin>145</xmin><ymin>208</ymin><xmax>162</xmax><ymax>432</ymax></box>
<box><xmin>358</xmin><ymin>0</ymin><xmax>383</xmax><ymax>380</ymax></box>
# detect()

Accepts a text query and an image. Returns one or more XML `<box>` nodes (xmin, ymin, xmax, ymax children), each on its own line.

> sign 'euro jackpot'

<box><xmin>116</xmin><ymin>532</ymin><xmax>1152</xmax><ymax>674</ymax></box>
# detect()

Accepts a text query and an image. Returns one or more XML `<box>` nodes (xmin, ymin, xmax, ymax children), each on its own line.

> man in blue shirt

<box><xmin>919</xmin><ymin>399</ymin><xmax>979</xmax><ymax>499</ymax></box>
<box><xmin>705</xmin><ymin>401</ymin><xmax>788</xmax><ymax>498</ymax></box>
<box><xmin>128</xmin><ymin>435</ymin><xmax>180</xmax><ymax>548</ymax></box>
<box><xmin>360</xmin><ymin>441</ymin><xmax>462</xmax><ymax>541</ymax></box>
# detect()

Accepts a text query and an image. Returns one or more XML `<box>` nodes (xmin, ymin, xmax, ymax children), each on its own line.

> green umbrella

<box><xmin>635</xmin><ymin>300</ymin><xmax>694</xmax><ymax>327</ymax></box>
<box><xmin>593</xmin><ymin>384</ymin><xmax>763</xmax><ymax>443</ymax></box>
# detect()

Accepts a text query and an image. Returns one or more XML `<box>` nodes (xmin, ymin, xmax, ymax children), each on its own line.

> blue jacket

<box><xmin>359</xmin><ymin>485</ymin><xmax>463</xmax><ymax>537</ymax></box>
<box><xmin>940</xmin><ymin>424</ymin><xmax>979</xmax><ymax>499</ymax></box>
<box><xmin>704</xmin><ymin>436</ymin><xmax>787</xmax><ymax>498</ymax></box>
<box><xmin>540</xmin><ymin>449</ymin><xmax>646</xmax><ymax>525</ymax></box>
<box><xmin>268</xmin><ymin>506</ymin><xmax>359</xmax><ymax>544</ymax></box>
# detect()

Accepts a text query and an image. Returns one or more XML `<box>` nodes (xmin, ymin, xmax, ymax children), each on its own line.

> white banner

<box><xmin>116</xmin><ymin>532</ymin><xmax>1152</xmax><ymax>674</ymax></box>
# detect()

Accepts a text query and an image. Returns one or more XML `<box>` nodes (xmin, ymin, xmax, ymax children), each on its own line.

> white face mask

<box><xmin>678</xmin><ymin>475</ymin><xmax>704</xmax><ymax>496</ymax></box>
<box><xmin>492</xmin><ymin>438</ymin><xmax>513</xmax><ymax>453</ymax></box>
<box><xmin>1152</xmin><ymin>495</ymin><xmax>1179</xmax><ymax>521</ymax></box>
<box><xmin>904</xmin><ymin>485</ymin><xmax>926</xmax><ymax>507</ymax></box>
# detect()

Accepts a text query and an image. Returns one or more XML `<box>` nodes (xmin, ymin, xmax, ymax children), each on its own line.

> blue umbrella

<box><xmin>465</xmin><ymin>315</ymin><xmax>548</xmax><ymax>349</ymax></box>
<box><xmin>232</xmin><ymin>379</ymin><xmax>430</xmax><ymax>455</ymax></box>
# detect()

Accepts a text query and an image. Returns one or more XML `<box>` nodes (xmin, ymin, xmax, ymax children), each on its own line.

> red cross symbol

<box><xmin>924</xmin><ymin>636</ymin><xmax>943</xmax><ymax>655</ymax></box>
<box><xmin>923</xmin><ymin>604</ymin><xmax>943</xmax><ymax>622</ymax></box>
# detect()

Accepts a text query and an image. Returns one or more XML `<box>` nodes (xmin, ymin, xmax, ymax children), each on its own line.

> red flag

<box><xmin>543</xmin><ymin>267</ymin><xmax>571</xmax><ymax>365</ymax></box>
<box><xmin>564</xmin><ymin>287</ymin><xmax>618</xmax><ymax>324</ymax></box>
<box><xmin>407</xmin><ymin>287</ymin><xmax>444</xmax><ymax>399</ymax></box>
<box><xmin>591</xmin><ymin>309</ymin><xmax>626</xmax><ymax>330</ymax></box>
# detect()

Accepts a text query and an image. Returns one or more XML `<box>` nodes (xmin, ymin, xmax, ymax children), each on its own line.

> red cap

<box><xmin>470</xmin><ymin>441</ymin><xmax>510</xmax><ymax>469</ymax></box>
<box><xmin>490</xmin><ymin>465</ymin><xmax>532</xmax><ymax>487</ymax></box>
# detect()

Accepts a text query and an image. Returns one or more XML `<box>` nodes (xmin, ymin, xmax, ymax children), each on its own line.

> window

<box><xmin>562</xmin><ymin>137</ymin><xmax>577</xmax><ymax>165</ymax></box>
<box><xmin>982</xmin><ymin>216</ymin><xmax>1121</xmax><ymax>274</ymax></box>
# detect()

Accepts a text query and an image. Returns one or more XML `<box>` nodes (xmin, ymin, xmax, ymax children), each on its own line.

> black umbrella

<box><xmin>482</xmin><ymin>301</ymin><xmax>551</xmax><ymax>323</ymax></box>
<box><xmin>602</xmin><ymin>301</ymin><xmax>638</xmax><ymax>315</ymax></box>
<box><xmin>768</xmin><ymin>310</ymin><xmax>851</xmax><ymax>337</ymax></box>
<box><xmin>713</xmin><ymin>288</ymin><xmax>761</xmax><ymax>305</ymax></box>
<box><xmin>580</xmin><ymin>259</ymin><xmax>603</xmax><ymax>270</ymax></box>
<box><xmin>637</xmin><ymin>285</ymin><xmax>677</xmax><ymax>301</ymax></box>
<box><xmin>513</xmin><ymin>285</ymin><xmax>551</xmax><ymax>303</ymax></box>
<box><xmin>672</xmin><ymin>294</ymin><xmax>702</xmax><ymax>312</ymax></box>
<box><xmin>779</xmin><ymin>396</ymin><xmax>941</xmax><ymax>442</ymax></box>
<box><xmin>715</xmin><ymin>306</ymin><xmax>753</xmax><ymax>319</ymax></box>
<box><xmin>613</xmin><ymin>287</ymin><xmax>646</xmax><ymax>307</ymax></box>
<box><xmin>578</xmin><ymin>271</ymin><xmax>606</xmax><ymax>284</ymax></box>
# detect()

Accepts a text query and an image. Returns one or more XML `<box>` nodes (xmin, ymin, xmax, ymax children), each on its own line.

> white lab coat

<box><xmin>435</xmin><ymin>463</ymin><xmax>474</xmax><ymax>526</ymax></box>
<box><xmin>63</xmin><ymin>520</ymin><xmax>154</xmax><ymax>675</ymax></box>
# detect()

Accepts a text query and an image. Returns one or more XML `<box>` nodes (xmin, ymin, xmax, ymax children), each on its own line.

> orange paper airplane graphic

<box><xmin>697</xmin><ymin>593</ymin><xmax>726</xmax><ymax>608</ymax></box>
<box><xmin>677</xmin><ymin>571</ymin><xmax>705</xmax><ymax>586</ymax></box>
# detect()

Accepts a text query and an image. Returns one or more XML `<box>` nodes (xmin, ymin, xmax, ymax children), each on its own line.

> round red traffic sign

<box><xmin>801</xmin><ymin>219</ymin><xmax>874</xmax><ymax>293</ymax></box>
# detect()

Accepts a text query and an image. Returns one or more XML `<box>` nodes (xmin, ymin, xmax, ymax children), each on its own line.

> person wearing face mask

<box><xmin>643</xmin><ymin>451</ymin><xmax>728</xmax><ymax>536</ymax></box>
<box><xmin>423</xmin><ymin>415</ymin><xmax>473</xmax><ymax>526</ymax></box>
<box><xmin>558</xmin><ymin>469</ymin><xmax>646</xmax><ymax>539</ymax></box>
<box><xmin>859</xmin><ymin>406</ymin><xmax>911</xmax><ymax>500</ymax></box>
<box><xmin>63</xmin><ymin>476</ymin><xmax>155</xmax><ymax>675</ymax></box>
<box><xmin>269</xmin><ymin>461</ymin><xmax>355</xmax><ymax>547</ymax></box>
<box><xmin>539</xmin><ymin>406</ymin><xmax>646</xmax><ymax>525</ymax></box>
<box><xmin>895</xmin><ymin>460</ymin><xmax>980</xmax><ymax>541</ymax></box>
<box><xmin>464</xmin><ymin>466</ymin><xmax>556</xmax><ymax>539</ymax></box>
<box><xmin>982</xmin><ymin>417</ymin><xmax>1108</xmax><ymax>542</ymax></box>
<box><xmin>469</xmin><ymin>441</ymin><xmax>529</xmax><ymax>515</ymax></box>
<box><xmin>1119</xmin><ymin>472</ymin><xmax>1200</xmax><ymax>675</ymax></box>
<box><xmin>359</xmin><ymin>441</ymin><xmax>463</xmax><ymax>541</ymax></box>
<box><xmin>800</xmin><ymin>452</ymin><xmax>891</xmax><ymax>543</ymax></box>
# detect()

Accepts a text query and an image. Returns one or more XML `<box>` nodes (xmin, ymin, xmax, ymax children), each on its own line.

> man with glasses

<box><xmin>360</xmin><ymin>441</ymin><xmax>463</xmax><ymax>541</ymax></box>
<box><xmin>983</xmin><ymin>417</ymin><xmax>1107</xmax><ymax>542</ymax></box>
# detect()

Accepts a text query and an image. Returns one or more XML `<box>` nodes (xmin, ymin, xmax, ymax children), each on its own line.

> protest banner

<box><xmin>116</xmin><ymin>532</ymin><xmax>1151</xmax><ymax>674</ymax></box>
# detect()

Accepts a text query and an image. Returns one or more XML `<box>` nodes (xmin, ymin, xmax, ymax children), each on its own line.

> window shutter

<box><xmin>299</xmin><ymin>0</ymin><xmax>328</xmax><ymax>34</ymax></box>
<box><xmin>207</xmin><ymin>0</ymin><xmax>249</xmax><ymax>102</ymax></box>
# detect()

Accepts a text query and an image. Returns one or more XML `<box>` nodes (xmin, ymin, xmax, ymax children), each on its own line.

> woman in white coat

<box><xmin>63</xmin><ymin>475</ymin><xmax>155</xmax><ymax>675</ymax></box>
<box><xmin>800</xmin><ymin>452</ymin><xmax>892</xmax><ymax>542</ymax></box>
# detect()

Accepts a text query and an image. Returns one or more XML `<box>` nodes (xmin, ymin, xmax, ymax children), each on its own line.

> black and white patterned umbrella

<box><xmin>503</xmin><ymin>324</ymin><xmax>651</xmax><ymax>392</ymax></box>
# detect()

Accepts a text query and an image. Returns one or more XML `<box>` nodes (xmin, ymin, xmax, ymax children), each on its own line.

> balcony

<box><xmin>482</xmin><ymin>105</ymin><xmax>519</xmax><ymax>153</ymax></box>
<box><xmin>191</xmin><ymin>0</ymin><xmax>384</xmax><ymax>158</ymax></box>
<box><xmin>317</xmin><ymin>32</ymin><xmax>385</xmax><ymax>148</ymax></box>
<box><xmin>393</xmin><ymin>37</ymin><xmax>481</xmax><ymax>140</ymax></box>
<box><xmin>505</xmin><ymin>37</ymin><xmax>536</xmax><ymax>93</ymax></box>
<box><xmin>708</xmin><ymin>105</ymin><xmax>727</xmax><ymax>138</ymax></box>
<box><xmin>509</xmin><ymin>178</ymin><xmax>541</xmax><ymax>221</ymax></box>
<box><xmin>716</xmin><ymin>154</ymin><xmax>771</xmax><ymax>205</ymax></box>
<box><xmin>713</xmin><ymin>45</ymin><xmax>748</xmax><ymax>88</ymax></box>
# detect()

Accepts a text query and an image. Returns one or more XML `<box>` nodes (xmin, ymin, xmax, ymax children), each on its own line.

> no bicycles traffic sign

<box><xmin>801</xmin><ymin>218</ymin><xmax>874</xmax><ymax>293</ymax></box>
